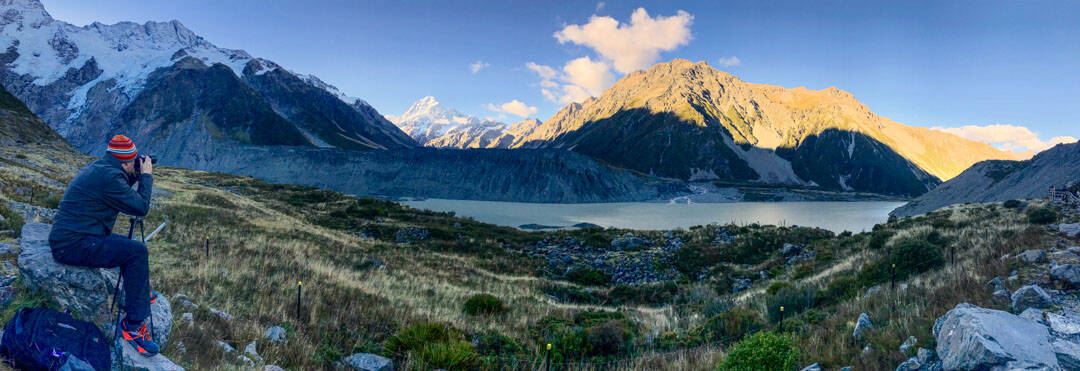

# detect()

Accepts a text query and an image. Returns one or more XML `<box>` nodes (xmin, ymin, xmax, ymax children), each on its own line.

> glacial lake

<box><xmin>403</xmin><ymin>199</ymin><xmax>908</xmax><ymax>233</ymax></box>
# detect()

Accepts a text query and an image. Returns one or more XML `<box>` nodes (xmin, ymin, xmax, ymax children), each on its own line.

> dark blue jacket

<box><xmin>48</xmin><ymin>155</ymin><xmax>153</xmax><ymax>251</ymax></box>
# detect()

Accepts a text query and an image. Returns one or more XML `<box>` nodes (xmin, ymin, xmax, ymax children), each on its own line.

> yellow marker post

<box><xmin>297</xmin><ymin>280</ymin><xmax>303</xmax><ymax>319</ymax></box>
<box><xmin>545</xmin><ymin>343</ymin><xmax>552</xmax><ymax>371</ymax></box>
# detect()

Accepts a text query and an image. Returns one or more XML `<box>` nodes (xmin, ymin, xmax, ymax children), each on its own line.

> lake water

<box><xmin>403</xmin><ymin>199</ymin><xmax>907</xmax><ymax>233</ymax></box>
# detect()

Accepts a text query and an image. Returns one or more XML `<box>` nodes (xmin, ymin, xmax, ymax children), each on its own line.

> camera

<box><xmin>134</xmin><ymin>155</ymin><xmax>157</xmax><ymax>173</ymax></box>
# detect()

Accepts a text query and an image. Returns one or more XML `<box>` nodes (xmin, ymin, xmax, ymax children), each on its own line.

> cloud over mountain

<box><xmin>931</xmin><ymin>124</ymin><xmax>1077</xmax><ymax>153</ymax></box>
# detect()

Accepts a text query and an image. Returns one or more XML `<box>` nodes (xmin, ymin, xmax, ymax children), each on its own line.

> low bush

<box><xmin>1003</xmin><ymin>199</ymin><xmax>1023</xmax><ymax>209</ymax></box>
<box><xmin>765</xmin><ymin>287</ymin><xmax>815</xmax><ymax>323</ymax></box>
<box><xmin>417</xmin><ymin>341</ymin><xmax>480</xmax><ymax>370</ymax></box>
<box><xmin>887</xmin><ymin>237</ymin><xmax>944</xmax><ymax>280</ymax></box>
<box><xmin>0</xmin><ymin>203</ymin><xmax>23</xmax><ymax>237</ymax></box>
<box><xmin>462</xmin><ymin>294</ymin><xmax>505</xmax><ymax>316</ymax></box>
<box><xmin>766</xmin><ymin>281</ymin><xmax>795</xmax><ymax>296</ymax></box>
<box><xmin>673</xmin><ymin>244</ymin><xmax>724</xmax><ymax>276</ymax></box>
<box><xmin>1027</xmin><ymin>207</ymin><xmax>1058</xmax><ymax>225</ymax></box>
<box><xmin>584</xmin><ymin>320</ymin><xmax>632</xmax><ymax>356</ymax></box>
<box><xmin>384</xmin><ymin>322</ymin><xmax>463</xmax><ymax>358</ymax></box>
<box><xmin>867</xmin><ymin>230</ymin><xmax>895</xmax><ymax>250</ymax></box>
<box><xmin>718</xmin><ymin>331</ymin><xmax>800</xmax><ymax>371</ymax></box>
<box><xmin>566</xmin><ymin>267</ymin><xmax>611</xmax><ymax>286</ymax></box>
<box><xmin>698</xmin><ymin>307</ymin><xmax>763</xmax><ymax>345</ymax></box>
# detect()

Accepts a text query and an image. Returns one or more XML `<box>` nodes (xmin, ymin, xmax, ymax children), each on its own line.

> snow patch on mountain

<box><xmin>390</xmin><ymin>96</ymin><xmax>512</xmax><ymax>146</ymax></box>
<box><xmin>0</xmin><ymin>0</ymin><xmax>365</xmax><ymax>123</ymax></box>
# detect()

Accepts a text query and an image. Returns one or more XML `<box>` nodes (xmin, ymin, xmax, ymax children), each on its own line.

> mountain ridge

<box><xmin>0</xmin><ymin>0</ymin><xmax>415</xmax><ymax>153</ymax></box>
<box><xmin>891</xmin><ymin>141</ymin><xmax>1080</xmax><ymax>217</ymax></box>
<box><xmin>513</xmin><ymin>59</ymin><xmax>1025</xmax><ymax>195</ymax></box>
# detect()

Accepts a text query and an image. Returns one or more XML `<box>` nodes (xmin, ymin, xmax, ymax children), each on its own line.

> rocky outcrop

<box><xmin>18</xmin><ymin>223</ymin><xmax>172</xmax><ymax>347</ymax></box>
<box><xmin>167</xmin><ymin>145</ymin><xmax>685</xmax><ymax>203</ymax></box>
<box><xmin>342</xmin><ymin>353</ymin><xmax>393</xmax><ymax>371</ymax></box>
<box><xmin>933</xmin><ymin>303</ymin><xmax>1059</xmax><ymax>370</ymax></box>
<box><xmin>114</xmin><ymin>340</ymin><xmax>185</xmax><ymax>371</ymax></box>
<box><xmin>525</xmin><ymin>236</ymin><xmax>680</xmax><ymax>286</ymax></box>
<box><xmin>893</xmin><ymin>141</ymin><xmax>1080</xmax><ymax>217</ymax></box>
<box><xmin>1011</xmin><ymin>285</ymin><xmax>1054</xmax><ymax>312</ymax></box>
<box><xmin>1051</xmin><ymin>264</ymin><xmax>1080</xmax><ymax>288</ymax></box>
<box><xmin>853</xmin><ymin>313</ymin><xmax>873</xmax><ymax>341</ymax></box>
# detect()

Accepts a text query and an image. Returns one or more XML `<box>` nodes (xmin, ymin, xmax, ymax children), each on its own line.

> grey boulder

<box><xmin>1057</xmin><ymin>223</ymin><xmax>1080</xmax><ymax>238</ymax></box>
<box><xmin>853</xmin><ymin>313</ymin><xmax>873</xmax><ymax>341</ymax></box>
<box><xmin>19</xmin><ymin>223</ymin><xmax>171</xmax><ymax>347</ymax></box>
<box><xmin>899</xmin><ymin>335</ymin><xmax>917</xmax><ymax>353</ymax></box>
<box><xmin>343</xmin><ymin>353</ymin><xmax>393</xmax><ymax>371</ymax></box>
<box><xmin>1051</xmin><ymin>264</ymin><xmax>1080</xmax><ymax>288</ymax></box>
<box><xmin>800</xmin><ymin>363</ymin><xmax>821</xmax><ymax>371</ymax></box>
<box><xmin>1017</xmin><ymin>249</ymin><xmax>1047</xmax><ymax>264</ymax></box>
<box><xmin>1052</xmin><ymin>339</ymin><xmax>1080</xmax><ymax>370</ymax></box>
<box><xmin>265</xmin><ymin>325</ymin><xmax>287</xmax><ymax>343</ymax></box>
<box><xmin>1046</xmin><ymin>311</ymin><xmax>1080</xmax><ymax>337</ymax></box>
<box><xmin>895</xmin><ymin>357</ymin><xmax>921</xmax><ymax>371</ymax></box>
<box><xmin>933</xmin><ymin>303</ymin><xmax>1059</xmax><ymax>370</ymax></box>
<box><xmin>1011</xmin><ymin>285</ymin><xmax>1053</xmax><ymax>313</ymax></box>
<box><xmin>114</xmin><ymin>339</ymin><xmax>185</xmax><ymax>371</ymax></box>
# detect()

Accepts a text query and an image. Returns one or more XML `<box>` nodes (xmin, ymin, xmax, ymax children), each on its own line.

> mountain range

<box><xmin>0</xmin><ymin>0</ymin><xmax>1034</xmax><ymax>201</ymax></box>
<box><xmin>509</xmin><ymin>59</ymin><xmax>1026</xmax><ymax>196</ymax></box>
<box><xmin>388</xmin><ymin>96</ymin><xmax>541</xmax><ymax>149</ymax></box>
<box><xmin>892</xmin><ymin>141</ymin><xmax>1080</xmax><ymax>217</ymax></box>
<box><xmin>0</xmin><ymin>0</ymin><xmax>414</xmax><ymax>154</ymax></box>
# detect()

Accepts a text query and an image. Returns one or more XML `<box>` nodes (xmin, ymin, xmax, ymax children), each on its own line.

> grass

<box><xmin>1</xmin><ymin>141</ymin><xmax>1073</xmax><ymax>370</ymax></box>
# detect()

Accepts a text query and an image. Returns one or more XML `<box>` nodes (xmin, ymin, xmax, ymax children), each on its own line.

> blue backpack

<box><xmin>0</xmin><ymin>307</ymin><xmax>110</xmax><ymax>371</ymax></box>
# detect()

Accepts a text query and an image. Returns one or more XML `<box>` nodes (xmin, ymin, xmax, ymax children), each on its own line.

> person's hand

<box><xmin>139</xmin><ymin>156</ymin><xmax>153</xmax><ymax>175</ymax></box>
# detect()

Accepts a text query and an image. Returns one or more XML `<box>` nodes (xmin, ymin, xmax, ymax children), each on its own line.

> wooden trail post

<box><xmin>297</xmin><ymin>281</ymin><xmax>303</xmax><ymax>319</ymax></box>
<box><xmin>545</xmin><ymin>343</ymin><xmax>551</xmax><ymax>371</ymax></box>
<box><xmin>779</xmin><ymin>306</ymin><xmax>785</xmax><ymax>332</ymax></box>
<box><xmin>205</xmin><ymin>235</ymin><xmax>210</xmax><ymax>259</ymax></box>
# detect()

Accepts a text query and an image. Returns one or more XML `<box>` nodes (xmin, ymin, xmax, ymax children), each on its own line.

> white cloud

<box><xmin>486</xmin><ymin>99</ymin><xmax>539</xmax><ymax>117</ymax></box>
<box><xmin>554</xmin><ymin>8</ymin><xmax>693</xmax><ymax>74</ymax></box>
<box><xmin>595</xmin><ymin>2</ymin><xmax>605</xmax><ymax>12</ymax></box>
<box><xmin>931</xmin><ymin>124</ymin><xmax>1078</xmax><ymax>153</ymax></box>
<box><xmin>527</xmin><ymin>59</ymin><xmax>614</xmax><ymax>104</ymax></box>
<box><xmin>716</xmin><ymin>56</ymin><xmax>741</xmax><ymax>67</ymax></box>
<box><xmin>469</xmin><ymin>60</ymin><xmax>490</xmax><ymax>74</ymax></box>
<box><xmin>562</xmin><ymin>57</ymin><xmax>614</xmax><ymax>96</ymax></box>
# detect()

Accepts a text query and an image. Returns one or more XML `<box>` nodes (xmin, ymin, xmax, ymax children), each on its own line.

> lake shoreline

<box><xmin>404</xmin><ymin>199</ymin><xmax>907</xmax><ymax>233</ymax></box>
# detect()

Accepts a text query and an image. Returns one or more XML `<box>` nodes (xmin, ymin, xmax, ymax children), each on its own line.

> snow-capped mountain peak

<box><xmin>390</xmin><ymin>96</ymin><xmax>521</xmax><ymax>147</ymax></box>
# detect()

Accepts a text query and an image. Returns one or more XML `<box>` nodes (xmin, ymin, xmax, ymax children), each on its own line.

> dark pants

<box><xmin>52</xmin><ymin>233</ymin><xmax>150</xmax><ymax>322</ymax></box>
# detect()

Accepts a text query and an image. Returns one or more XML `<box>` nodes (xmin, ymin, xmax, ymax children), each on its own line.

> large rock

<box><xmin>1017</xmin><ymin>249</ymin><xmax>1047</xmax><ymax>264</ymax></box>
<box><xmin>1057</xmin><ymin>223</ymin><xmax>1080</xmax><ymax>239</ymax></box>
<box><xmin>114</xmin><ymin>339</ymin><xmax>185</xmax><ymax>371</ymax></box>
<box><xmin>1052</xmin><ymin>339</ymin><xmax>1080</xmax><ymax>370</ymax></box>
<box><xmin>1046</xmin><ymin>311</ymin><xmax>1080</xmax><ymax>337</ymax></box>
<box><xmin>853</xmin><ymin>313</ymin><xmax>873</xmax><ymax>341</ymax></box>
<box><xmin>800</xmin><ymin>363</ymin><xmax>821</xmax><ymax>371</ymax></box>
<box><xmin>933</xmin><ymin>303</ymin><xmax>1059</xmax><ymax>370</ymax></box>
<box><xmin>1051</xmin><ymin>264</ymin><xmax>1080</xmax><ymax>288</ymax></box>
<box><xmin>18</xmin><ymin>223</ymin><xmax>172</xmax><ymax>347</ymax></box>
<box><xmin>342</xmin><ymin>353</ymin><xmax>393</xmax><ymax>371</ymax></box>
<box><xmin>1011</xmin><ymin>285</ymin><xmax>1053</xmax><ymax>313</ymax></box>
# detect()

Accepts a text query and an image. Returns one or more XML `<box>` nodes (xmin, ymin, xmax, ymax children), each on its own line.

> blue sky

<box><xmin>44</xmin><ymin>0</ymin><xmax>1078</xmax><ymax>151</ymax></box>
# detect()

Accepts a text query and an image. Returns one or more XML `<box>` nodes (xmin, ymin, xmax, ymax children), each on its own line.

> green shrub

<box><xmin>0</xmin><ymin>203</ymin><xmax>24</xmax><ymax>238</ymax></box>
<box><xmin>566</xmin><ymin>267</ymin><xmax>611</xmax><ymax>286</ymax></box>
<box><xmin>384</xmin><ymin>322</ymin><xmax>462</xmax><ymax>358</ymax></box>
<box><xmin>673</xmin><ymin>245</ymin><xmax>723</xmax><ymax>276</ymax></box>
<box><xmin>472</xmin><ymin>330</ymin><xmax>521</xmax><ymax>357</ymax></box>
<box><xmin>765</xmin><ymin>287</ymin><xmax>815</xmax><ymax>323</ymax></box>
<box><xmin>699</xmin><ymin>307</ymin><xmax>763</xmax><ymax>344</ymax></box>
<box><xmin>608</xmin><ymin>282</ymin><xmax>678</xmax><ymax>305</ymax></box>
<box><xmin>417</xmin><ymin>341</ymin><xmax>480</xmax><ymax>370</ymax></box>
<box><xmin>1003</xmin><ymin>199</ymin><xmax>1023</xmax><ymax>209</ymax></box>
<box><xmin>462</xmin><ymin>294</ymin><xmax>505</xmax><ymax>316</ymax></box>
<box><xmin>887</xmin><ymin>237</ymin><xmax>944</xmax><ymax>280</ymax></box>
<box><xmin>766</xmin><ymin>281</ymin><xmax>795</xmax><ymax>296</ymax></box>
<box><xmin>584</xmin><ymin>320</ymin><xmax>632</xmax><ymax>356</ymax></box>
<box><xmin>867</xmin><ymin>230</ymin><xmax>895</xmax><ymax>250</ymax></box>
<box><xmin>1027</xmin><ymin>208</ymin><xmax>1058</xmax><ymax>225</ymax></box>
<box><xmin>718</xmin><ymin>331</ymin><xmax>800</xmax><ymax>371</ymax></box>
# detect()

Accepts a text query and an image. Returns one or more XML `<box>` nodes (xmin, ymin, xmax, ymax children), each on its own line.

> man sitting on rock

<box><xmin>48</xmin><ymin>135</ymin><xmax>160</xmax><ymax>356</ymax></box>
